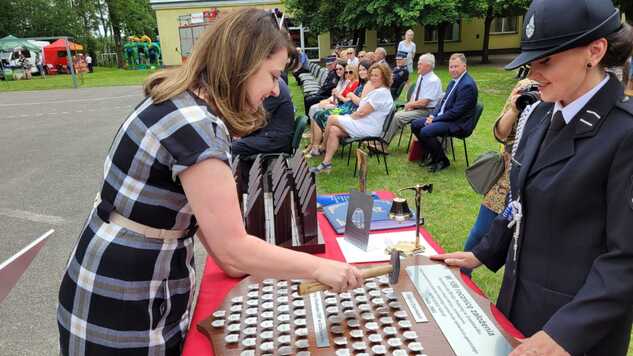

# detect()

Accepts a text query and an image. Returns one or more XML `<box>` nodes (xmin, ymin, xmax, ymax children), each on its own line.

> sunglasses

<box><xmin>345</xmin><ymin>71</ymin><xmax>354</xmax><ymax>74</ymax></box>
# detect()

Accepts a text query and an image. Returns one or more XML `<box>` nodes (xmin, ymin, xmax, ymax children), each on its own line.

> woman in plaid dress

<box><xmin>57</xmin><ymin>9</ymin><xmax>363</xmax><ymax>356</ymax></box>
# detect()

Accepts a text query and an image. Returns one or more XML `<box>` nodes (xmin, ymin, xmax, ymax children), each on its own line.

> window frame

<box><xmin>423</xmin><ymin>21</ymin><xmax>462</xmax><ymax>43</ymax></box>
<box><xmin>490</xmin><ymin>16</ymin><xmax>518</xmax><ymax>35</ymax></box>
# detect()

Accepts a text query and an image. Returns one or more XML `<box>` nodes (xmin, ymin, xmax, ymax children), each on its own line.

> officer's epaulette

<box><xmin>615</xmin><ymin>95</ymin><xmax>633</xmax><ymax>118</ymax></box>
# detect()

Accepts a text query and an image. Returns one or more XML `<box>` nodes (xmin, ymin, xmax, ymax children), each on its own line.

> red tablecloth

<box><xmin>182</xmin><ymin>191</ymin><xmax>523</xmax><ymax>356</ymax></box>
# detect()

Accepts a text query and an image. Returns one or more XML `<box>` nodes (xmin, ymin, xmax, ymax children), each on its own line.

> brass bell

<box><xmin>389</xmin><ymin>197</ymin><xmax>412</xmax><ymax>222</ymax></box>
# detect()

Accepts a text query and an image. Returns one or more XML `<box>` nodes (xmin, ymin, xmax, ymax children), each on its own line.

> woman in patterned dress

<box><xmin>57</xmin><ymin>9</ymin><xmax>363</xmax><ymax>356</ymax></box>
<box><xmin>462</xmin><ymin>78</ymin><xmax>537</xmax><ymax>274</ymax></box>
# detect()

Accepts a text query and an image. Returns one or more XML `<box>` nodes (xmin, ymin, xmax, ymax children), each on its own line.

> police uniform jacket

<box><xmin>472</xmin><ymin>74</ymin><xmax>633</xmax><ymax>355</ymax></box>
<box><xmin>316</xmin><ymin>69</ymin><xmax>340</xmax><ymax>98</ymax></box>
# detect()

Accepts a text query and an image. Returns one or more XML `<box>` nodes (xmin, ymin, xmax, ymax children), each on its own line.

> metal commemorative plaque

<box><xmin>406</xmin><ymin>264</ymin><xmax>513</xmax><ymax>356</ymax></box>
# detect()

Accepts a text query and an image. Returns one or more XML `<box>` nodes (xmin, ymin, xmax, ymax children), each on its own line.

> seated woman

<box><xmin>310</xmin><ymin>63</ymin><xmax>394</xmax><ymax>173</ymax></box>
<box><xmin>305</xmin><ymin>62</ymin><xmax>368</xmax><ymax>157</ymax></box>
<box><xmin>306</xmin><ymin>61</ymin><xmax>346</xmax><ymax>121</ymax></box>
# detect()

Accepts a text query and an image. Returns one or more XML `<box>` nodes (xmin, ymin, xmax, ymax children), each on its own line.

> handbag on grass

<box><xmin>465</xmin><ymin>151</ymin><xmax>505</xmax><ymax>195</ymax></box>
<box><xmin>408</xmin><ymin>136</ymin><xmax>424</xmax><ymax>162</ymax></box>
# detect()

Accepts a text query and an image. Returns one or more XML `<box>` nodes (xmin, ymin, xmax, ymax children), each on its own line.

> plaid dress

<box><xmin>57</xmin><ymin>91</ymin><xmax>231</xmax><ymax>355</ymax></box>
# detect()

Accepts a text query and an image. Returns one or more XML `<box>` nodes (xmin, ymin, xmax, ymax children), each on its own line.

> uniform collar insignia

<box><xmin>526</xmin><ymin>15</ymin><xmax>535</xmax><ymax>39</ymax></box>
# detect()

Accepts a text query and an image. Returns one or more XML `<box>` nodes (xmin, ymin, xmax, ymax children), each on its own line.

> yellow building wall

<box><xmin>155</xmin><ymin>4</ymin><xmax>522</xmax><ymax>65</ymax></box>
<box><xmin>155</xmin><ymin>2</ymin><xmax>282</xmax><ymax>66</ymax></box>
<box><xmin>316</xmin><ymin>17</ymin><xmax>522</xmax><ymax>60</ymax></box>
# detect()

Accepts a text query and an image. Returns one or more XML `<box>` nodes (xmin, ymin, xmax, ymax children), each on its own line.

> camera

<box><xmin>515</xmin><ymin>84</ymin><xmax>541</xmax><ymax>112</ymax></box>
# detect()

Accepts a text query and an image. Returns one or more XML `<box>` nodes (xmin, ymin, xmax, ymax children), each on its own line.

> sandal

<box><xmin>309</xmin><ymin>162</ymin><xmax>333</xmax><ymax>174</ymax></box>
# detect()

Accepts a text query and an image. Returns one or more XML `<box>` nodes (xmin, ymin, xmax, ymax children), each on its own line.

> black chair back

<box><xmin>380</xmin><ymin>107</ymin><xmax>398</xmax><ymax>139</ymax></box>
<box><xmin>457</xmin><ymin>103</ymin><xmax>484</xmax><ymax>138</ymax></box>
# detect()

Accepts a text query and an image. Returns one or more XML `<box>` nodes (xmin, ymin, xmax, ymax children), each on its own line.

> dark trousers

<box><xmin>292</xmin><ymin>68</ymin><xmax>309</xmax><ymax>86</ymax></box>
<box><xmin>411</xmin><ymin>119</ymin><xmax>453</xmax><ymax>164</ymax></box>
<box><xmin>304</xmin><ymin>94</ymin><xmax>328</xmax><ymax>117</ymax></box>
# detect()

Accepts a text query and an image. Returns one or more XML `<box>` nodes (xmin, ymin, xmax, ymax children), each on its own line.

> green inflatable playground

<box><xmin>123</xmin><ymin>35</ymin><xmax>162</xmax><ymax>70</ymax></box>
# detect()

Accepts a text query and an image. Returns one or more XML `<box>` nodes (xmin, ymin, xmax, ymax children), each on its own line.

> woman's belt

<box><xmin>93</xmin><ymin>193</ymin><xmax>189</xmax><ymax>240</ymax></box>
<box><xmin>109</xmin><ymin>211</ymin><xmax>189</xmax><ymax>240</ymax></box>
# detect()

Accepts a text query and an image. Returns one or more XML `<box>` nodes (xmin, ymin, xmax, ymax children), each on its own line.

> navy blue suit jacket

<box><xmin>432</xmin><ymin>72</ymin><xmax>478</xmax><ymax>134</ymax></box>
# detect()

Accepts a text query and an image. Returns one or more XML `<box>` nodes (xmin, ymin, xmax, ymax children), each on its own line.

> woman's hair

<box><xmin>143</xmin><ymin>8</ymin><xmax>297</xmax><ymax>137</ymax></box>
<box><xmin>600</xmin><ymin>22</ymin><xmax>633</xmax><ymax>68</ymax></box>
<box><xmin>369</xmin><ymin>63</ymin><xmax>393</xmax><ymax>87</ymax></box>
<box><xmin>405</xmin><ymin>29</ymin><xmax>414</xmax><ymax>38</ymax></box>
<box><xmin>346</xmin><ymin>64</ymin><xmax>359</xmax><ymax>82</ymax></box>
<box><xmin>358</xmin><ymin>60</ymin><xmax>372</xmax><ymax>82</ymax></box>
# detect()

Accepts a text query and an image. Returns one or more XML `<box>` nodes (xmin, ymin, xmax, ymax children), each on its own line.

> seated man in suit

<box><xmin>411</xmin><ymin>53</ymin><xmax>478</xmax><ymax>172</ymax></box>
<box><xmin>390</xmin><ymin>51</ymin><xmax>409</xmax><ymax>98</ymax></box>
<box><xmin>232</xmin><ymin>78</ymin><xmax>294</xmax><ymax>156</ymax></box>
<box><xmin>383</xmin><ymin>53</ymin><xmax>442</xmax><ymax>146</ymax></box>
<box><xmin>303</xmin><ymin>55</ymin><xmax>340</xmax><ymax>116</ymax></box>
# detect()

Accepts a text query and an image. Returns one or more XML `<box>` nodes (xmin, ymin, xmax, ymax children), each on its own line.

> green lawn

<box><xmin>0</xmin><ymin>66</ymin><xmax>154</xmax><ymax>91</ymax></box>
<box><xmin>3</xmin><ymin>62</ymin><xmax>630</xmax><ymax>352</ymax></box>
<box><xmin>289</xmin><ymin>68</ymin><xmax>633</xmax><ymax>354</ymax></box>
<box><xmin>289</xmin><ymin>66</ymin><xmax>514</xmax><ymax>303</ymax></box>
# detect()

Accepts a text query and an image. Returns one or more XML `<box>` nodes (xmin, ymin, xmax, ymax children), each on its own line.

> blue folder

<box><xmin>322</xmin><ymin>199</ymin><xmax>417</xmax><ymax>234</ymax></box>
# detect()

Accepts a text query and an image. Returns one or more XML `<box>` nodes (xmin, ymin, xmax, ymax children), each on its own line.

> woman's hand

<box><xmin>312</xmin><ymin>259</ymin><xmax>364</xmax><ymax>293</ymax></box>
<box><xmin>430</xmin><ymin>251</ymin><xmax>482</xmax><ymax>269</ymax></box>
<box><xmin>510</xmin><ymin>331</ymin><xmax>570</xmax><ymax>356</ymax></box>
<box><xmin>509</xmin><ymin>84</ymin><xmax>529</xmax><ymax>115</ymax></box>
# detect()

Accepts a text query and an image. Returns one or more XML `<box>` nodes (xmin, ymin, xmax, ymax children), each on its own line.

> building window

<box><xmin>491</xmin><ymin>16</ymin><xmax>518</xmax><ymax>34</ymax></box>
<box><xmin>330</xmin><ymin>30</ymin><xmax>359</xmax><ymax>49</ymax></box>
<box><xmin>424</xmin><ymin>22</ymin><xmax>461</xmax><ymax>43</ymax></box>
<box><xmin>377</xmin><ymin>27</ymin><xmax>399</xmax><ymax>46</ymax></box>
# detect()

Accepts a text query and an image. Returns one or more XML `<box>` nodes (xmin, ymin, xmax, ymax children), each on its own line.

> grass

<box><xmin>289</xmin><ymin>66</ymin><xmax>515</xmax><ymax>303</ymax></box>
<box><xmin>0</xmin><ymin>66</ymin><xmax>154</xmax><ymax>91</ymax></box>
<box><xmin>3</xmin><ymin>62</ymin><xmax>630</xmax><ymax>352</ymax></box>
<box><xmin>289</xmin><ymin>68</ymin><xmax>633</xmax><ymax>354</ymax></box>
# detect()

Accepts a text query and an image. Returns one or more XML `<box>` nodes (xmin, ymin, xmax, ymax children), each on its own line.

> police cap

<box><xmin>505</xmin><ymin>0</ymin><xmax>622</xmax><ymax>70</ymax></box>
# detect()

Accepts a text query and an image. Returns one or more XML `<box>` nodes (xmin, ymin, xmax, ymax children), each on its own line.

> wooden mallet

<box><xmin>299</xmin><ymin>250</ymin><xmax>401</xmax><ymax>295</ymax></box>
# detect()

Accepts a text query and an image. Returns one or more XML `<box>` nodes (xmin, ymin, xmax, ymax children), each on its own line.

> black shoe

<box><xmin>428</xmin><ymin>159</ymin><xmax>450</xmax><ymax>173</ymax></box>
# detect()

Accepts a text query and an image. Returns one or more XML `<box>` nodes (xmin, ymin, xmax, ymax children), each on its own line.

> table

<box><xmin>182</xmin><ymin>191</ymin><xmax>523</xmax><ymax>355</ymax></box>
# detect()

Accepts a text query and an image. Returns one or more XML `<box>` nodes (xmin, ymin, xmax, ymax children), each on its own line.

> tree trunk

<box><xmin>105</xmin><ymin>0</ymin><xmax>124</xmax><ymax>68</ymax></box>
<box><xmin>481</xmin><ymin>6</ymin><xmax>494</xmax><ymax>64</ymax></box>
<box><xmin>97</xmin><ymin>0</ymin><xmax>110</xmax><ymax>39</ymax></box>
<box><xmin>436</xmin><ymin>22</ymin><xmax>447</xmax><ymax>65</ymax></box>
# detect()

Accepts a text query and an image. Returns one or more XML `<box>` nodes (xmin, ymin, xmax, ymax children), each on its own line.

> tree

<box><xmin>479</xmin><ymin>0</ymin><xmax>530</xmax><ymax>64</ymax></box>
<box><xmin>104</xmin><ymin>0</ymin><xmax>157</xmax><ymax>68</ymax></box>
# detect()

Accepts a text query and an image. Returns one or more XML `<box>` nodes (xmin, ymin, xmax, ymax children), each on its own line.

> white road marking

<box><xmin>0</xmin><ymin>94</ymin><xmax>140</xmax><ymax>107</ymax></box>
<box><xmin>0</xmin><ymin>208</ymin><xmax>66</xmax><ymax>226</ymax></box>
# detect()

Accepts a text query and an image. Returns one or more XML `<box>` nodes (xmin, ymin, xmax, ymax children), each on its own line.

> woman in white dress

<box><xmin>310</xmin><ymin>63</ymin><xmax>394</xmax><ymax>173</ymax></box>
<box><xmin>398</xmin><ymin>29</ymin><xmax>417</xmax><ymax>73</ymax></box>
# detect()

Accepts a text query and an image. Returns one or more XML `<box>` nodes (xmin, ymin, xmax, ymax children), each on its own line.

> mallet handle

<box><xmin>298</xmin><ymin>265</ymin><xmax>393</xmax><ymax>295</ymax></box>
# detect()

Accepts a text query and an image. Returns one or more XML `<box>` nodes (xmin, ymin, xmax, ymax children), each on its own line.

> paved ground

<box><xmin>0</xmin><ymin>86</ymin><xmax>208</xmax><ymax>355</ymax></box>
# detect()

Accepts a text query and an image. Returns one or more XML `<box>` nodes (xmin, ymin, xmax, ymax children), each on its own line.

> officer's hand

<box><xmin>510</xmin><ymin>331</ymin><xmax>570</xmax><ymax>356</ymax></box>
<box><xmin>404</xmin><ymin>102</ymin><xmax>413</xmax><ymax>111</ymax></box>
<box><xmin>430</xmin><ymin>251</ymin><xmax>481</xmax><ymax>269</ymax></box>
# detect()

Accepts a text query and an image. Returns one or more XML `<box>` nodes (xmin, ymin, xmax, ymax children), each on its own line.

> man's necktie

<box><xmin>413</xmin><ymin>77</ymin><xmax>422</xmax><ymax>101</ymax></box>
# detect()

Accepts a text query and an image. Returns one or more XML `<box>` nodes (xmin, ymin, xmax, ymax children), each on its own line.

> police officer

<box><xmin>391</xmin><ymin>50</ymin><xmax>409</xmax><ymax>98</ymax></box>
<box><xmin>303</xmin><ymin>55</ymin><xmax>340</xmax><ymax>116</ymax></box>
<box><xmin>432</xmin><ymin>0</ymin><xmax>633</xmax><ymax>355</ymax></box>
